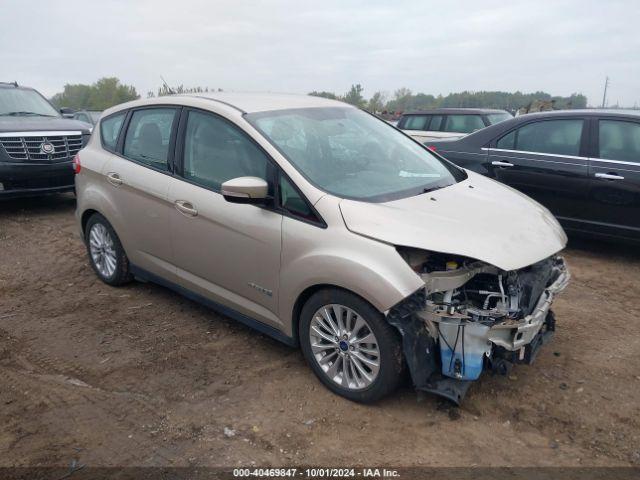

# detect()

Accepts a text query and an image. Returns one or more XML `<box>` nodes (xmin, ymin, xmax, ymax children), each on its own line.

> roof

<box><xmin>402</xmin><ymin>108</ymin><xmax>509</xmax><ymax>115</ymax></box>
<box><xmin>180</xmin><ymin>92</ymin><xmax>348</xmax><ymax>113</ymax></box>
<box><xmin>515</xmin><ymin>108</ymin><xmax>640</xmax><ymax>119</ymax></box>
<box><xmin>0</xmin><ymin>82</ymin><xmax>28</xmax><ymax>89</ymax></box>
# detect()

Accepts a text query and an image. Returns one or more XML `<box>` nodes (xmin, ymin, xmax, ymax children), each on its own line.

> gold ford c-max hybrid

<box><xmin>75</xmin><ymin>93</ymin><xmax>569</xmax><ymax>404</ymax></box>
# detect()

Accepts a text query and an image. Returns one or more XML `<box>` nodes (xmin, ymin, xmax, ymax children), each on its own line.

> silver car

<box><xmin>75</xmin><ymin>93</ymin><xmax>569</xmax><ymax>404</ymax></box>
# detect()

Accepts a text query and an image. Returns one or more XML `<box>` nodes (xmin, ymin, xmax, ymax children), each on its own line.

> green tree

<box><xmin>386</xmin><ymin>87</ymin><xmax>413</xmax><ymax>112</ymax></box>
<box><xmin>367</xmin><ymin>91</ymin><xmax>387</xmax><ymax>113</ymax></box>
<box><xmin>382</xmin><ymin>89</ymin><xmax>587</xmax><ymax>113</ymax></box>
<box><xmin>50</xmin><ymin>77</ymin><xmax>139</xmax><ymax>110</ymax></box>
<box><xmin>308</xmin><ymin>91</ymin><xmax>338</xmax><ymax>100</ymax></box>
<box><xmin>342</xmin><ymin>84</ymin><xmax>366</xmax><ymax>108</ymax></box>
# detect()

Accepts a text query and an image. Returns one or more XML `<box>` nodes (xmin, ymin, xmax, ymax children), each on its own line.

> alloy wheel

<box><xmin>89</xmin><ymin>223</ymin><xmax>117</xmax><ymax>278</ymax></box>
<box><xmin>309</xmin><ymin>304</ymin><xmax>381</xmax><ymax>390</ymax></box>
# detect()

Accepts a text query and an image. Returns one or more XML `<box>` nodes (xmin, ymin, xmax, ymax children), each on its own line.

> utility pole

<box><xmin>601</xmin><ymin>76</ymin><xmax>609</xmax><ymax>108</ymax></box>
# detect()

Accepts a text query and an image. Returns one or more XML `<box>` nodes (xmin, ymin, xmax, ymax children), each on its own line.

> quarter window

<box><xmin>279</xmin><ymin>174</ymin><xmax>315</xmax><ymax>221</ymax></box>
<box><xmin>443</xmin><ymin>115</ymin><xmax>485</xmax><ymax>133</ymax></box>
<box><xmin>100</xmin><ymin>112</ymin><xmax>126</xmax><ymax>152</ymax></box>
<box><xmin>183</xmin><ymin>110</ymin><xmax>269</xmax><ymax>191</ymax></box>
<box><xmin>123</xmin><ymin>108</ymin><xmax>176</xmax><ymax>170</ymax></box>
<box><xmin>598</xmin><ymin>120</ymin><xmax>640</xmax><ymax>162</ymax></box>
<box><xmin>497</xmin><ymin>119</ymin><xmax>584</xmax><ymax>156</ymax></box>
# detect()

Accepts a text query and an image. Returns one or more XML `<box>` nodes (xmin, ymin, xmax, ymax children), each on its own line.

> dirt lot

<box><xmin>1</xmin><ymin>193</ymin><xmax>639</xmax><ymax>468</ymax></box>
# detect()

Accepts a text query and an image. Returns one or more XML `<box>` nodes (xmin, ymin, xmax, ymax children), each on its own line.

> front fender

<box><xmin>278</xmin><ymin>215</ymin><xmax>424</xmax><ymax>338</ymax></box>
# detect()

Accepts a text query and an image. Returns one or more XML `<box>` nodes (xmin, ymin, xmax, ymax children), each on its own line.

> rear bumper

<box><xmin>0</xmin><ymin>160</ymin><xmax>75</xmax><ymax>198</ymax></box>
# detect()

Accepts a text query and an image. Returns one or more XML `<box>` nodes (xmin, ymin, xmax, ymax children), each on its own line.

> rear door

<box><xmin>486</xmin><ymin>117</ymin><xmax>590</xmax><ymax>222</ymax></box>
<box><xmin>167</xmin><ymin>108</ymin><xmax>284</xmax><ymax>329</ymax></box>
<box><xmin>586</xmin><ymin>117</ymin><xmax>640</xmax><ymax>240</ymax></box>
<box><xmin>102</xmin><ymin>106</ymin><xmax>179</xmax><ymax>281</ymax></box>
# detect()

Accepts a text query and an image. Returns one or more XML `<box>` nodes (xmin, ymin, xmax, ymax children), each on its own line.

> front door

<box><xmin>487</xmin><ymin>117</ymin><xmax>590</xmax><ymax>224</ymax></box>
<box><xmin>167</xmin><ymin>108</ymin><xmax>283</xmax><ymax>329</ymax></box>
<box><xmin>586</xmin><ymin>117</ymin><xmax>640</xmax><ymax>240</ymax></box>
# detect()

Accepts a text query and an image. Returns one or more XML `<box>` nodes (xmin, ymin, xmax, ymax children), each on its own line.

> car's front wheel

<box><xmin>299</xmin><ymin>288</ymin><xmax>404</xmax><ymax>403</ymax></box>
<box><xmin>84</xmin><ymin>213</ymin><xmax>132</xmax><ymax>286</ymax></box>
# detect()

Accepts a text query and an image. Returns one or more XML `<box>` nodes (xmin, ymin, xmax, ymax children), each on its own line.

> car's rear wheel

<box><xmin>299</xmin><ymin>288</ymin><xmax>403</xmax><ymax>403</ymax></box>
<box><xmin>85</xmin><ymin>213</ymin><xmax>132</xmax><ymax>286</ymax></box>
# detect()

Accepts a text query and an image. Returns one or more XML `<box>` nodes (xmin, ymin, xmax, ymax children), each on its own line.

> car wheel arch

<box><xmin>291</xmin><ymin>283</ymin><xmax>393</xmax><ymax>348</ymax></box>
<box><xmin>80</xmin><ymin>208</ymin><xmax>100</xmax><ymax>236</ymax></box>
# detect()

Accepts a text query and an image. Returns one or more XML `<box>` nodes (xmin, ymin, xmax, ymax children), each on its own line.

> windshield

<box><xmin>486</xmin><ymin>112</ymin><xmax>512</xmax><ymax>125</ymax></box>
<box><xmin>0</xmin><ymin>88</ymin><xmax>59</xmax><ymax>117</ymax></box>
<box><xmin>247</xmin><ymin>107</ymin><xmax>464</xmax><ymax>201</ymax></box>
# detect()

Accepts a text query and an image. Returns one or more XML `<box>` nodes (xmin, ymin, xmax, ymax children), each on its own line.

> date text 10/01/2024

<box><xmin>233</xmin><ymin>468</ymin><xmax>400</xmax><ymax>478</ymax></box>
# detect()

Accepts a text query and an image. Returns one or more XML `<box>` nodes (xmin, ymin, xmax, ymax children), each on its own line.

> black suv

<box><xmin>0</xmin><ymin>82</ymin><xmax>92</xmax><ymax>198</ymax></box>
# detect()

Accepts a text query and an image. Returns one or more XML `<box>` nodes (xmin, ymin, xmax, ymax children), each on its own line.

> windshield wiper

<box><xmin>0</xmin><ymin>111</ymin><xmax>56</xmax><ymax>117</ymax></box>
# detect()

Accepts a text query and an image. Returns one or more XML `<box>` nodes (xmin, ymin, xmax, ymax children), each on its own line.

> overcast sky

<box><xmin>3</xmin><ymin>0</ymin><xmax>639</xmax><ymax>106</ymax></box>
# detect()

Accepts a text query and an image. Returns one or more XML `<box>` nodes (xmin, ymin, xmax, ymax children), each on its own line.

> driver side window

<box><xmin>183</xmin><ymin>110</ymin><xmax>269</xmax><ymax>191</ymax></box>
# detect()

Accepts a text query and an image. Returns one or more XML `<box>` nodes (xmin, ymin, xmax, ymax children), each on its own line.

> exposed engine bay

<box><xmin>388</xmin><ymin>248</ymin><xmax>570</xmax><ymax>404</ymax></box>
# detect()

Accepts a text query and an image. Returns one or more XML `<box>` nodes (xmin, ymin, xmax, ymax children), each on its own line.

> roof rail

<box><xmin>0</xmin><ymin>81</ymin><xmax>19</xmax><ymax>87</ymax></box>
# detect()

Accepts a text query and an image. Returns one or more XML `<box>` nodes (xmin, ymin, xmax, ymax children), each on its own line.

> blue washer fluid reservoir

<box><xmin>438</xmin><ymin>320</ymin><xmax>492</xmax><ymax>380</ymax></box>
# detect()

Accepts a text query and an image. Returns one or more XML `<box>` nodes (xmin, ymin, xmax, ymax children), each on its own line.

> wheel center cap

<box><xmin>338</xmin><ymin>340</ymin><xmax>349</xmax><ymax>352</ymax></box>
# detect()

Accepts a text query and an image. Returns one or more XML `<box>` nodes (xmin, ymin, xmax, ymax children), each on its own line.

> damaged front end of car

<box><xmin>388</xmin><ymin>248</ymin><xmax>570</xmax><ymax>404</ymax></box>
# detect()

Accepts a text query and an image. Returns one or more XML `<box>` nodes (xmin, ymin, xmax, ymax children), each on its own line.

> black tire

<box><xmin>84</xmin><ymin>213</ymin><xmax>132</xmax><ymax>286</ymax></box>
<box><xmin>299</xmin><ymin>288</ymin><xmax>404</xmax><ymax>403</ymax></box>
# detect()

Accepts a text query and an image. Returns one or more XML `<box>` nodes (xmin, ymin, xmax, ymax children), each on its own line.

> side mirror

<box><xmin>221</xmin><ymin>177</ymin><xmax>269</xmax><ymax>204</ymax></box>
<box><xmin>60</xmin><ymin>107</ymin><xmax>75</xmax><ymax>118</ymax></box>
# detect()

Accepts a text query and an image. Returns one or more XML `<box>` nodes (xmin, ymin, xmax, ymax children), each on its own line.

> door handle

<box><xmin>174</xmin><ymin>200</ymin><xmax>198</xmax><ymax>217</ymax></box>
<box><xmin>491</xmin><ymin>161</ymin><xmax>514</xmax><ymax>167</ymax></box>
<box><xmin>595</xmin><ymin>172</ymin><xmax>625</xmax><ymax>180</ymax></box>
<box><xmin>106</xmin><ymin>172</ymin><xmax>123</xmax><ymax>186</ymax></box>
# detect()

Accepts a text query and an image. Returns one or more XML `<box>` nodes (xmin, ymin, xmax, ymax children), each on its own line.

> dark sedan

<box><xmin>426</xmin><ymin>110</ymin><xmax>640</xmax><ymax>242</ymax></box>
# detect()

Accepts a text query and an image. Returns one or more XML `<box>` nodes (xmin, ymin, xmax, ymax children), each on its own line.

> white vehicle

<box><xmin>398</xmin><ymin>108</ymin><xmax>512</xmax><ymax>143</ymax></box>
<box><xmin>75</xmin><ymin>92</ymin><xmax>567</xmax><ymax>404</ymax></box>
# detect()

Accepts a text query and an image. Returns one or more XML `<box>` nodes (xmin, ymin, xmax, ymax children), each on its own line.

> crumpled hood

<box><xmin>339</xmin><ymin>171</ymin><xmax>567</xmax><ymax>271</ymax></box>
<box><xmin>0</xmin><ymin>116</ymin><xmax>91</xmax><ymax>133</ymax></box>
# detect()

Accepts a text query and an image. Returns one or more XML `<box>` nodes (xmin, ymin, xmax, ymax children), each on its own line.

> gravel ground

<box><xmin>1</xmin><ymin>193</ymin><xmax>639</xmax><ymax>467</ymax></box>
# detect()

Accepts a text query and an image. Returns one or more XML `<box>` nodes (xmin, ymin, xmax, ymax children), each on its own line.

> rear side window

<box><xmin>123</xmin><ymin>108</ymin><xmax>176</xmax><ymax>170</ymax></box>
<box><xmin>444</xmin><ymin>115</ymin><xmax>485</xmax><ymax>133</ymax></box>
<box><xmin>403</xmin><ymin>115</ymin><xmax>430</xmax><ymax>130</ymax></box>
<box><xmin>182</xmin><ymin>110</ymin><xmax>269</xmax><ymax>191</ymax></box>
<box><xmin>100</xmin><ymin>112</ymin><xmax>125</xmax><ymax>151</ymax></box>
<box><xmin>498</xmin><ymin>119</ymin><xmax>583</xmax><ymax>156</ymax></box>
<box><xmin>429</xmin><ymin>115</ymin><xmax>444</xmax><ymax>131</ymax></box>
<box><xmin>486</xmin><ymin>112</ymin><xmax>512</xmax><ymax>125</ymax></box>
<box><xmin>598</xmin><ymin>120</ymin><xmax>640</xmax><ymax>162</ymax></box>
<box><xmin>496</xmin><ymin>129</ymin><xmax>516</xmax><ymax>149</ymax></box>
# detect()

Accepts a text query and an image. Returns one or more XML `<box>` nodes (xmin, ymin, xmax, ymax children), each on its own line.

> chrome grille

<box><xmin>0</xmin><ymin>132</ymin><xmax>83</xmax><ymax>161</ymax></box>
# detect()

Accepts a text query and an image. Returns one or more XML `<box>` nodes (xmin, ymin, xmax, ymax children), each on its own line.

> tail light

<box><xmin>427</xmin><ymin>145</ymin><xmax>437</xmax><ymax>152</ymax></box>
<box><xmin>72</xmin><ymin>154</ymin><xmax>81</xmax><ymax>174</ymax></box>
